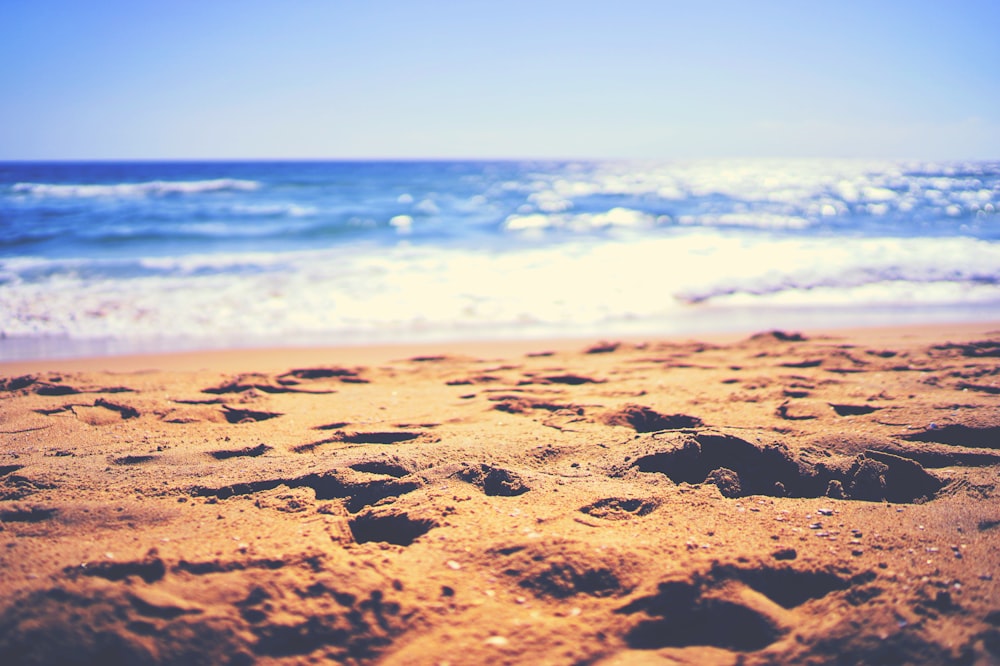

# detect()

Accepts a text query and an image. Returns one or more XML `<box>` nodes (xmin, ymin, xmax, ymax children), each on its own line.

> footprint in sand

<box><xmin>208</xmin><ymin>443</ymin><xmax>272</xmax><ymax>460</ymax></box>
<box><xmin>0</xmin><ymin>473</ymin><xmax>56</xmax><ymax>501</ymax></box>
<box><xmin>293</xmin><ymin>430</ymin><xmax>430</xmax><ymax>453</ymax></box>
<box><xmin>203</xmin><ymin>370</ymin><xmax>347</xmax><ymax>395</ymax></box>
<box><xmin>0</xmin><ymin>505</ymin><xmax>59</xmax><ymax>523</ymax></box>
<box><xmin>623</xmin><ymin>431</ymin><xmax>943</xmax><ymax>503</ymax></box>
<box><xmin>1</xmin><ymin>375</ymin><xmax>133</xmax><ymax>396</ymax></box>
<box><xmin>537</xmin><ymin>373</ymin><xmax>606</xmax><ymax>386</ymax></box>
<box><xmin>279</xmin><ymin>366</ymin><xmax>369</xmax><ymax>383</ymax></box>
<box><xmin>579</xmin><ymin>497</ymin><xmax>658</xmax><ymax>520</ymax></box>
<box><xmin>64</xmin><ymin>555</ymin><xmax>167</xmax><ymax>584</ymax></box>
<box><xmin>34</xmin><ymin>399</ymin><xmax>140</xmax><ymax>426</ymax></box>
<box><xmin>618</xmin><ymin>565</ymin><xmax>853</xmax><ymax>652</ymax></box>
<box><xmin>902</xmin><ymin>424</ymin><xmax>1000</xmax><ymax>449</ymax></box>
<box><xmin>348</xmin><ymin>507</ymin><xmax>437</xmax><ymax>545</ymax></box>
<box><xmin>829</xmin><ymin>403</ymin><xmax>882</xmax><ymax>416</ymax></box>
<box><xmin>220</xmin><ymin>406</ymin><xmax>283</xmax><ymax>424</ymax></box>
<box><xmin>190</xmin><ymin>467</ymin><xmax>422</xmax><ymax>514</ymax></box>
<box><xmin>110</xmin><ymin>455</ymin><xmax>158</xmax><ymax>465</ymax></box>
<box><xmin>348</xmin><ymin>460</ymin><xmax>415</xmax><ymax>478</ymax></box>
<box><xmin>602</xmin><ymin>404</ymin><xmax>703</xmax><ymax>432</ymax></box>
<box><xmin>456</xmin><ymin>463</ymin><xmax>529</xmax><ymax>496</ymax></box>
<box><xmin>492</xmin><ymin>540</ymin><xmax>630</xmax><ymax>599</ymax></box>
<box><xmin>490</xmin><ymin>395</ymin><xmax>581</xmax><ymax>415</ymax></box>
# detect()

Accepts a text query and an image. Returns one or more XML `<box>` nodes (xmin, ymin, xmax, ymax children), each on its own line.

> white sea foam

<box><xmin>676</xmin><ymin>212</ymin><xmax>812</xmax><ymax>229</ymax></box>
<box><xmin>510</xmin><ymin>159</ymin><xmax>999</xmax><ymax>225</ymax></box>
<box><xmin>709</xmin><ymin>281</ymin><xmax>1000</xmax><ymax>308</ymax></box>
<box><xmin>3</xmin><ymin>232</ymin><xmax>998</xmax><ymax>349</ymax></box>
<box><xmin>136</xmin><ymin>251</ymin><xmax>296</xmax><ymax>274</ymax></box>
<box><xmin>228</xmin><ymin>203</ymin><xmax>316</xmax><ymax>217</ymax></box>
<box><xmin>11</xmin><ymin>178</ymin><xmax>261</xmax><ymax>198</ymax></box>
<box><xmin>671</xmin><ymin>234</ymin><xmax>1000</xmax><ymax>304</ymax></box>
<box><xmin>414</xmin><ymin>199</ymin><xmax>440</xmax><ymax>214</ymax></box>
<box><xmin>389</xmin><ymin>215</ymin><xmax>414</xmax><ymax>233</ymax></box>
<box><xmin>503</xmin><ymin>207</ymin><xmax>656</xmax><ymax>233</ymax></box>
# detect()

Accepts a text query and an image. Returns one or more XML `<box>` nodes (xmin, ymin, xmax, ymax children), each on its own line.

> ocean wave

<box><xmin>511</xmin><ymin>160</ymin><xmax>1000</xmax><ymax>231</ymax></box>
<box><xmin>10</xmin><ymin>178</ymin><xmax>261</xmax><ymax>198</ymax></box>
<box><xmin>671</xmin><ymin>235</ymin><xmax>1000</xmax><ymax>304</ymax></box>
<box><xmin>503</xmin><ymin>207</ymin><xmax>659</xmax><ymax>233</ymax></box>
<box><xmin>502</xmin><ymin>208</ymin><xmax>815</xmax><ymax>233</ymax></box>
<box><xmin>2</xmin><ymin>159</ymin><xmax>999</xmax><ymax>357</ymax></box>
<box><xmin>700</xmin><ymin>281</ymin><xmax>1000</xmax><ymax>309</ymax></box>
<box><xmin>65</xmin><ymin>222</ymin><xmax>310</xmax><ymax>246</ymax></box>
<box><xmin>227</xmin><ymin>203</ymin><xmax>317</xmax><ymax>217</ymax></box>
<box><xmin>3</xmin><ymin>232</ymin><xmax>998</xmax><ymax>346</ymax></box>
<box><xmin>676</xmin><ymin>212</ymin><xmax>813</xmax><ymax>230</ymax></box>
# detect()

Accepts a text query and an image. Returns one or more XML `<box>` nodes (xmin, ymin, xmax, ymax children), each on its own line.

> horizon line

<box><xmin>2</xmin><ymin>155</ymin><xmax>998</xmax><ymax>164</ymax></box>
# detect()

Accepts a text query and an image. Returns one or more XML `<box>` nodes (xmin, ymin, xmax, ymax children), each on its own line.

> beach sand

<box><xmin>1</xmin><ymin>323</ymin><xmax>998</xmax><ymax>665</ymax></box>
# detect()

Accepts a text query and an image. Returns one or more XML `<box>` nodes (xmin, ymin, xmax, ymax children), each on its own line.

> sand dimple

<box><xmin>220</xmin><ymin>405</ymin><xmax>283</xmax><ymax>424</ymax></box>
<box><xmin>31</xmin><ymin>398</ymin><xmax>140</xmax><ymax>425</ymax></box>
<box><xmin>0</xmin><ymin>474</ymin><xmax>57</xmax><ymax>501</ymax></box>
<box><xmin>1</xmin><ymin>374</ymin><xmax>133</xmax><ymax>396</ymax></box>
<box><xmin>602</xmin><ymin>404</ymin><xmax>703</xmax><ymax>432</ymax></box>
<box><xmin>902</xmin><ymin>424</ymin><xmax>1000</xmax><ymax>449</ymax></box>
<box><xmin>348</xmin><ymin>460</ymin><xmax>414</xmax><ymax>478</ymax></box>
<box><xmin>111</xmin><ymin>455</ymin><xmax>159</xmax><ymax>466</ymax></box>
<box><xmin>830</xmin><ymin>402</ymin><xmax>882</xmax><ymax>416</ymax></box>
<box><xmin>208</xmin><ymin>443</ymin><xmax>272</xmax><ymax>460</ymax></box>
<box><xmin>618</xmin><ymin>564</ymin><xmax>853</xmax><ymax>652</ymax></box>
<box><xmin>495</xmin><ymin>540</ymin><xmax>630</xmax><ymax>599</ymax></box>
<box><xmin>621</xmin><ymin>582</ymin><xmax>788</xmax><ymax>652</ymax></box>
<box><xmin>489</xmin><ymin>394</ymin><xmax>581</xmax><ymax>414</ymax></box>
<box><xmin>203</xmin><ymin>372</ymin><xmax>344</xmax><ymax>394</ymax></box>
<box><xmin>349</xmin><ymin>510</ymin><xmax>437</xmax><ymax>546</ymax></box>
<box><xmin>280</xmin><ymin>366</ymin><xmax>368</xmax><ymax>382</ymax></box>
<box><xmin>579</xmin><ymin>497</ymin><xmax>657</xmax><ymax>520</ymax></box>
<box><xmin>335</xmin><ymin>431</ymin><xmax>424</xmax><ymax>445</ymax></box>
<box><xmin>0</xmin><ymin>505</ymin><xmax>58</xmax><ymax>523</ymax></box>
<box><xmin>622</xmin><ymin>431</ymin><xmax>944</xmax><ymax>503</ymax></box>
<box><xmin>538</xmin><ymin>373</ymin><xmax>605</xmax><ymax>385</ymax></box>
<box><xmin>293</xmin><ymin>430</ymin><xmax>433</xmax><ymax>453</ymax></box>
<box><xmin>65</xmin><ymin>555</ymin><xmax>167</xmax><ymax>584</ymax></box>
<box><xmin>190</xmin><ymin>469</ymin><xmax>422</xmax><ymax>514</ymax></box>
<box><xmin>456</xmin><ymin>463</ymin><xmax>530</xmax><ymax>496</ymax></box>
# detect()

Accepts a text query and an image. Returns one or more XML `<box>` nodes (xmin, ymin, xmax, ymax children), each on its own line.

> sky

<box><xmin>2</xmin><ymin>0</ymin><xmax>999</xmax><ymax>161</ymax></box>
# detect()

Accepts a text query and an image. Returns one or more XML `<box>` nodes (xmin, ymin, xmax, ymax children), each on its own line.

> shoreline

<box><xmin>4</xmin><ymin>319</ymin><xmax>999</xmax><ymax>374</ymax></box>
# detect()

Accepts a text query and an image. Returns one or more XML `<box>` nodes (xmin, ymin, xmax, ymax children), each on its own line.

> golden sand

<box><xmin>1</xmin><ymin>323</ymin><xmax>998</xmax><ymax>664</ymax></box>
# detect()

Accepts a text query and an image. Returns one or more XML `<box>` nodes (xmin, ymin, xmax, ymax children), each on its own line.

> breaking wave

<box><xmin>10</xmin><ymin>178</ymin><xmax>261</xmax><ymax>198</ymax></box>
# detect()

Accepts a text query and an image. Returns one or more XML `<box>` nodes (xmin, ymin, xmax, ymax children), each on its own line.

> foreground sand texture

<box><xmin>1</xmin><ymin>326</ymin><xmax>999</xmax><ymax>665</ymax></box>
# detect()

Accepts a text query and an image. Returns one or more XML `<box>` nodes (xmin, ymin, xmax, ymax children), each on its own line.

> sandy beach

<box><xmin>1</xmin><ymin>322</ymin><xmax>998</xmax><ymax>665</ymax></box>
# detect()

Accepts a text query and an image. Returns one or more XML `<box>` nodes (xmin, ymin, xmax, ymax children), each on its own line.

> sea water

<box><xmin>1</xmin><ymin>159</ymin><xmax>998</xmax><ymax>360</ymax></box>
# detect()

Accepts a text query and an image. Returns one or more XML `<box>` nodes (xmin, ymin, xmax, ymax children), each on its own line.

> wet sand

<box><xmin>1</xmin><ymin>323</ymin><xmax>999</xmax><ymax>665</ymax></box>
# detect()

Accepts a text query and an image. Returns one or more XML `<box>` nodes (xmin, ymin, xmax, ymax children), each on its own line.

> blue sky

<box><xmin>2</xmin><ymin>1</ymin><xmax>998</xmax><ymax>160</ymax></box>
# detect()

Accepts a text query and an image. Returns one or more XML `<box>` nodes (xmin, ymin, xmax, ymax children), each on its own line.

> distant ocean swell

<box><xmin>10</xmin><ymin>178</ymin><xmax>260</xmax><ymax>198</ymax></box>
<box><xmin>1</xmin><ymin>159</ymin><xmax>998</xmax><ymax>359</ymax></box>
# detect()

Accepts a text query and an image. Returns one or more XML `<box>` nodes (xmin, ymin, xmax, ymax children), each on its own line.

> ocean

<box><xmin>1</xmin><ymin>159</ymin><xmax>998</xmax><ymax>360</ymax></box>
